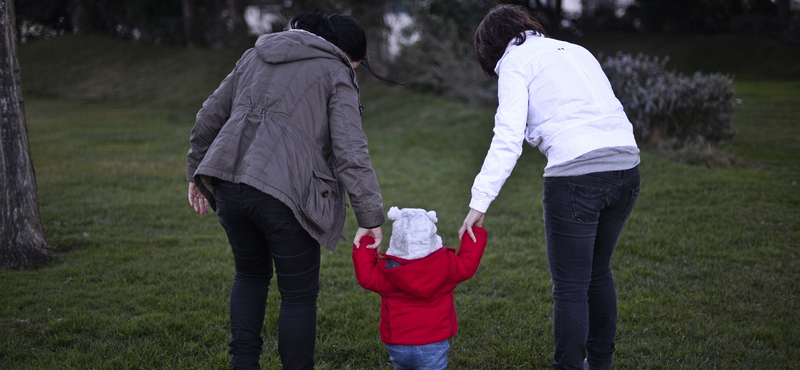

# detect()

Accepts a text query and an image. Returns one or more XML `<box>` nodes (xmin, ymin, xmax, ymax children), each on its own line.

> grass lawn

<box><xmin>1</xmin><ymin>34</ymin><xmax>798</xmax><ymax>369</ymax></box>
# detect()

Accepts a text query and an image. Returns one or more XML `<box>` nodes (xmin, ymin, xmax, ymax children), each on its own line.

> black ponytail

<box><xmin>290</xmin><ymin>11</ymin><xmax>400</xmax><ymax>84</ymax></box>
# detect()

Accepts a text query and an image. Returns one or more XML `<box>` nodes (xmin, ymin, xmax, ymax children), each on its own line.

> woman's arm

<box><xmin>461</xmin><ymin>57</ymin><xmax>529</xmax><ymax>238</ymax></box>
<box><xmin>469</xmin><ymin>58</ymin><xmax>530</xmax><ymax>215</ymax></box>
<box><xmin>186</xmin><ymin>62</ymin><xmax>239</xmax><ymax>183</ymax></box>
<box><xmin>328</xmin><ymin>68</ymin><xmax>385</xmax><ymax>233</ymax></box>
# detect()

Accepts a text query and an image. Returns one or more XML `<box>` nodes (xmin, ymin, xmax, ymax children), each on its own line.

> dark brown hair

<box><xmin>474</xmin><ymin>5</ymin><xmax>547</xmax><ymax>77</ymax></box>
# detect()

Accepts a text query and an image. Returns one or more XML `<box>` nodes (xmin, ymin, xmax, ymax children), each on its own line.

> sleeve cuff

<box><xmin>356</xmin><ymin>208</ymin><xmax>385</xmax><ymax>229</ymax></box>
<box><xmin>469</xmin><ymin>197</ymin><xmax>492</xmax><ymax>214</ymax></box>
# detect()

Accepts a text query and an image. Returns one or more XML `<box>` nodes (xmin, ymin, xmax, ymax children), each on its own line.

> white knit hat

<box><xmin>385</xmin><ymin>206</ymin><xmax>443</xmax><ymax>260</ymax></box>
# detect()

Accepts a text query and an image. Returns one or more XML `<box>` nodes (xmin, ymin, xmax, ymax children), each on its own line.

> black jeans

<box><xmin>543</xmin><ymin>167</ymin><xmax>640</xmax><ymax>370</ymax></box>
<box><xmin>214</xmin><ymin>181</ymin><xmax>320</xmax><ymax>370</ymax></box>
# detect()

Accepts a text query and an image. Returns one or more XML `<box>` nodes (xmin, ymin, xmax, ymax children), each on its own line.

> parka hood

<box><xmin>255</xmin><ymin>29</ymin><xmax>351</xmax><ymax>66</ymax></box>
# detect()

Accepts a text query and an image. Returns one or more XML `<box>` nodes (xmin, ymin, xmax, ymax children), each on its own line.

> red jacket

<box><xmin>352</xmin><ymin>227</ymin><xmax>488</xmax><ymax>345</ymax></box>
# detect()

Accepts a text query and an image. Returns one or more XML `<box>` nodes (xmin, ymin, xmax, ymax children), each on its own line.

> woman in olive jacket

<box><xmin>187</xmin><ymin>11</ymin><xmax>386</xmax><ymax>370</ymax></box>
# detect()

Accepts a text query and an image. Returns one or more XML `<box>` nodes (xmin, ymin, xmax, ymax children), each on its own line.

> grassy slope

<box><xmin>1</xmin><ymin>34</ymin><xmax>797</xmax><ymax>369</ymax></box>
<box><xmin>18</xmin><ymin>34</ymin><xmax>244</xmax><ymax>108</ymax></box>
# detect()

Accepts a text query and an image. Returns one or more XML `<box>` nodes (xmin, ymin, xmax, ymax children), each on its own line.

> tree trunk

<box><xmin>224</xmin><ymin>0</ymin><xmax>248</xmax><ymax>47</ymax></box>
<box><xmin>524</xmin><ymin>0</ymin><xmax>563</xmax><ymax>34</ymax></box>
<box><xmin>552</xmin><ymin>0</ymin><xmax>562</xmax><ymax>26</ymax></box>
<box><xmin>226</xmin><ymin>0</ymin><xmax>243</xmax><ymax>28</ymax></box>
<box><xmin>730</xmin><ymin>0</ymin><xmax>743</xmax><ymax>15</ymax></box>
<box><xmin>0</xmin><ymin>0</ymin><xmax>52</xmax><ymax>269</ymax></box>
<box><xmin>776</xmin><ymin>0</ymin><xmax>790</xmax><ymax>24</ymax></box>
<box><xmin>181</xmin><ymin>0</ymin><xmax>196</xmax><ymax>48</ymax></box>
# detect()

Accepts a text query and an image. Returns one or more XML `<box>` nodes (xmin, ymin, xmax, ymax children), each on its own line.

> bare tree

<box><xmin>1</xmin><ymin>0</ymin><xmax>52</xmax><ymax>269</ymax></box>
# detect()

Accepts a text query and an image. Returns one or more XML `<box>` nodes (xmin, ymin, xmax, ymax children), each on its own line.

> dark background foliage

<box><xmin>12</xmin><ymin>0</ymin><xmax>800</xmax><ymax>151</ymax></box>
<box><xmin>13</xmin><ymin>1</ymin><xmax>798</xmax><ymax>47</ymax></box>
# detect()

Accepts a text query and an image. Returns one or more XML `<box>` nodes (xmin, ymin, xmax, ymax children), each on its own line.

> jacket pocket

<box><xmin>300</xmin><ymin>169</ymin><xmax>339</xmax><ymax>232</ymax></box>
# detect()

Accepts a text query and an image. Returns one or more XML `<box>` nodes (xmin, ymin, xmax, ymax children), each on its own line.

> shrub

<box><xmin>389</xmin><ymin>22</ymin><xmax>497</xmax><ymax>106</ymax></box>
<box><xmin>656</xmin><ymin>136</ymin><xmax>741</xmax><ymax>168</ymax></box>
<box><xmin>600</xmin><ymin>52</ymin><xmax>739</xmax><ymax>146</ymax></box>
<box><xmin>781</xmin><ymin>17</ymin><xmax>800</xmax><ymax>45</ymax></box>
<box><xmin>388</xmin><ymin>0</ymin><xmax>498</xmax><ymax>107</ymax></box>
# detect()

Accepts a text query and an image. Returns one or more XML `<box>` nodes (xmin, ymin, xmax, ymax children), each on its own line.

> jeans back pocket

<box><xmin>621</xmin><ymin>187</ymin><xmax>640</xmax><ymax>220</ymax></box>
<box><xmin>569</xmin><ymin>183</ymin><xmax>609</xmax><ymax>222</ymax></box>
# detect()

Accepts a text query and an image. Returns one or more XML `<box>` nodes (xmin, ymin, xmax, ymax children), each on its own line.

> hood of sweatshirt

<box><xmin>255</xmin><ymin>29</ymin><xmax>351</xmax><ymax>66</ymax></box>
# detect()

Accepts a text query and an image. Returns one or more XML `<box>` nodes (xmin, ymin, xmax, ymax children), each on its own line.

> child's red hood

<box><xmin>378</xmin><ymin>247</ymin><xmax>457</xmax><ymax>299</ymax></box>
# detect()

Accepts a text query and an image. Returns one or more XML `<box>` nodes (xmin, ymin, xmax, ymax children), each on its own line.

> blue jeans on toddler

<box><xmin>543</xmin><ymin>167</ymin><xmax>640</xmax><ymax>370</ymax></box>
<box><xmin>385</xmin><ymin>340</ymin><xmax>450</xmax><ymax>370</ymax></box>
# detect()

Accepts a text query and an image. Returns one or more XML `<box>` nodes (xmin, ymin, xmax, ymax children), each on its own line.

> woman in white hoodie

<box><xmin>459</xmin><ymin>5</ymin><xmax>641</xmax><ymax>370</ymax></box>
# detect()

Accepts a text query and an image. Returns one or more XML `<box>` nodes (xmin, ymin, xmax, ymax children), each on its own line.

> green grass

<box><xmin>1</xmin><ymin>34</ymin><xmax>798</xmax><ymax>369</ymax></box>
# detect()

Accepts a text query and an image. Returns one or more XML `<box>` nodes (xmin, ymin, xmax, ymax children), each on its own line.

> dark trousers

<box><xmin>214</xmin><ymin>181</ymin><xmax>321</xmax><ymax>370</ymax></box>
<box><xmin>543</xmin><ymin>167</ymin><xmax>640</xmax><ymax>370</ymax></box>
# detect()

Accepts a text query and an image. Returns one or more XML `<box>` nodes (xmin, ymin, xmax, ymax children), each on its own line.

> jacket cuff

<box><xmin>187</xmin><ymin>164</ymin><xmax>197</xmax><ymax>183</ymax></box>
<box><xmin>356</xmin><ymin>208</ymin><xmax>385</xmax><ymax>229</ymax></box>
<box><xmin>468</xmin><ymin>199</ymin><xmax>491</xmax><ymax>214</ymax></box>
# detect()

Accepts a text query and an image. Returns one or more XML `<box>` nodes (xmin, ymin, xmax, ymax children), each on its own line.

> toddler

<box><xmin>352</xmin><ymin>206</ymin><xmax>488</xmax><ymax>370</ymax></box>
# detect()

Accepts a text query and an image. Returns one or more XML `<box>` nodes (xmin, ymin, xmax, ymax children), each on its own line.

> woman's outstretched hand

<box><xmin>354</xmin><ymin>227</ymin><xmax>383</xmax><ymax>250</ymax></box>
<box><xmin>188</xmin><ymin>182</ymin><xmax>210</xmax><ymax>215</ymax></box>
<box><xmin>459</xmin><ymin>208</ymin><xmax>485</xmax><ymax>242</ymax></box>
